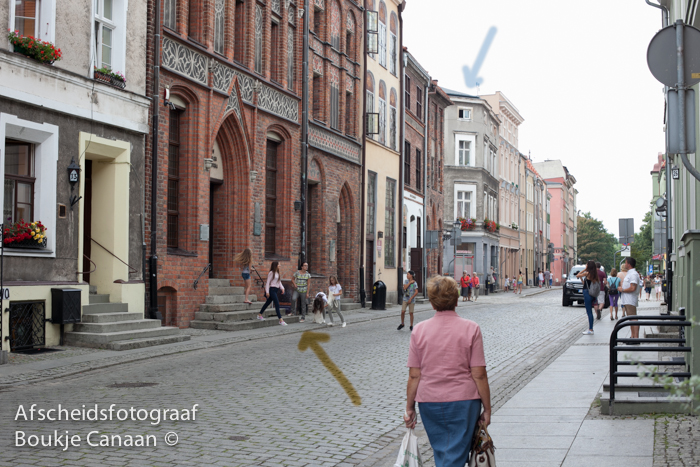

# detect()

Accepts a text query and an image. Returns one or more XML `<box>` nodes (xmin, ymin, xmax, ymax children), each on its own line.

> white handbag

<box><xmin>469</xmin><ymin>426</ymin><xmax>496</xmax><ymax>467</ymax></box>
<box><xmin>394</xmin><ymin>428</ymin><xmax>423</xmax><ymax>467</ymax></box>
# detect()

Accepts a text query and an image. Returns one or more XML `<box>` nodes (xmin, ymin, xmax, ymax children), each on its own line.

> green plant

<box><xmin>7</xmin><ymin>29</ymin><xmax>62</xmax><ymax>63</ymax></box>
<box><xmin>94</xmin><ymin>66</ymin><xmax>126</xmax><ymax>84</ymax></box>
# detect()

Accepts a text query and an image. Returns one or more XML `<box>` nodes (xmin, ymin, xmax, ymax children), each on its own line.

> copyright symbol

<box><xmin>164</xmin><ymin>432</ymin><xmax>179</xmax><ymax>446</ymax></box>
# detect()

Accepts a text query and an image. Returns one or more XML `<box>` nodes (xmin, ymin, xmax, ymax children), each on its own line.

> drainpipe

<box><xmin>300</xmin><ymin>0</ymin><xmax>310</xmax><ymax>269</ymax></box>
<box><xmin>397</xmin><ymin>4</ymin><xmax>405</xmax><ymax>305</ymax></box>
<box><xmin>149</xmin><ymin>0</ymin><xmax>162</xmax><ymax>320</ymax></box>
<box><xmin>645</xmin><ymin>0</ymin><xmax>673</xmax><ymax>307</ymax></box>
<box><xmin>422</xmin><ymin>76</ymin><xmax>429</xmax><ymax>298</ymax></box>
<box><xmin>359</xmin><ymin>3</ymin><xmax>368</xmax><ymax>307</ymax></box>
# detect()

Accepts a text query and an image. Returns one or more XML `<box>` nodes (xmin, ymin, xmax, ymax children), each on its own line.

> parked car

<box><xmin>562</xmin><ymin>265</ymin><xmax>586</xmax><ymax>306</ymax></box>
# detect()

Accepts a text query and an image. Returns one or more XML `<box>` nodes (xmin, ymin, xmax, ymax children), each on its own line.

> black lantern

<box><xmin>67</xmin><ymin>158</ymin><xmax>82</xmax><ymax>209</ymax></box>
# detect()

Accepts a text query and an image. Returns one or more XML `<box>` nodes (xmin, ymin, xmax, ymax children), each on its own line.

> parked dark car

<box><xmin>562</xmin><ymin>265</ymin><xmax>586</xmax><ymax>306</ymax></box>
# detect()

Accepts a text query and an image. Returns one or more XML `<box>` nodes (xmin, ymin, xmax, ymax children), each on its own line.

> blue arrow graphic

<box><xmin>462</xmin><ymin>26</ymin><xmax>497</xmax><ymax>89</ymax></box>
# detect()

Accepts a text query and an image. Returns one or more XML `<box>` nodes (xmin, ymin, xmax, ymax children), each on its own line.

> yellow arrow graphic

<box><xmin>298</xmin><ymin>331</ymin><xmax>362</xmax><ymax>406</ymax></box>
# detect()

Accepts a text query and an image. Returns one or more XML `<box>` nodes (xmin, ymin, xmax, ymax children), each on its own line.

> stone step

<box><xmin>208</xmin><ymin>286</ymin><xmax>246</xmax><ymax>295</ymax></box>
<box><xmin>89</xmin><ymin>285</ymin><xmax>97</xmax><ymax>294</ymax></box>
<box><xmin>82</xmin><ymin>302</ymin><xmax>129</xmax><ymax>314</ymax></box>
<box><xmin>205</xmin><ymin>294</ymin><xmax>258</xmax><ymax>304</ymax></box>
<box><xmin>341</xmin><ymin>302</ymin><xmax>362</xmax><ymax>311</ymax></box>
<box><xmin>82</xmin><ymin>312</ymin><xmax>143</xmax><ymax>324</ymax></box>
<box><xmin>72</xmin><ymin>319</ymin><xmax>162</xmax><ymax>334</ymax></box>
<box><xmin>600</xmin><ymin>391</ymin><xmax>691</xmax><ymax>415</ymax></box>
<box><xmin>89</xmin><ymin>294</ymin><xmax>110</xmax><ymax>304</ymax></box>
<box><xmin>190</xmin><ymin>315</ymin><xmax>302</xmax><ymax>331</ymax></box>
<box><xmin>108</xmin><ymin>335</ymin><xmax>191</xmax><ymax>351</ymax></box>
<box><xmin>200</xmin><ymin>302</ymin><xmax>254</xmax><ymax>313</ymax></box>
<box><xmin>64</xmin><ymin>326</ymin><xmax>182</xmax><ymax>348</ymax></box>
<box><xmin>208</xmin><ymin>278</ymin><xmax>231</xmax><ymax>287</ymax></box>
<box><xmin>339</xmin><ymin>298</ymin><xmax>355</xmax><ymax>304</ymax></box>
<box><xmin>195</xmin><ymin>308</ymin><xmax>284</xmax><ymax>323</ymax></box>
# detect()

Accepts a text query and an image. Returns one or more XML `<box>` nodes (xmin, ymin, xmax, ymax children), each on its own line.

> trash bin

<box><xmin>371</xmin><ymin>280</ymin><xmax>386</xmax><ymax>310</ymax></box>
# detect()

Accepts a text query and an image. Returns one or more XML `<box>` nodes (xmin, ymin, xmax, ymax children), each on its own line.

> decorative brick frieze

<box><xmin>309</xmin><ymin>124</ymin><xmax>360</xmax><ymax>164</ymax></box>
<box><xmin>162</xmin><ymin>37</ymin><xmax>208</xmax><ymax>86</ymax></box>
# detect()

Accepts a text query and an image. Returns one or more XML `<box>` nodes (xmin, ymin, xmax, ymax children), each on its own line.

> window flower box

<box><xmin>483</xmin><ymin>219</ymin><xmax>498</xmax><ymax>233</ymax></box>
<box><xmin>457</xmin><ymin>217</ymin><xmax>477</xmax><ymax>231</ymax></box>
<box><xmin>3</xmin><ymin>220</ymin><xmax>48</xmax><ymax>249</ymax></box>
<box><xmin>94</xmin><ymin>68</ymin><xmax>127</xmax><ymax>89</ymax></box>
<box><xmin>7</xmin><ymin>30</ymin><xmax>62</xmax><ymax>64</ymax></box>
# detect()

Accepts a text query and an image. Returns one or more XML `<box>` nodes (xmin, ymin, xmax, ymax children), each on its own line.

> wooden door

<box><xmin>411</xmin><ymin>247</ymin><xmax>423</xmax><ymax>292</ymax></box>
<box><xmin>82</xmin><ymin>160</ymin><xmax>93</xmax><ymax>284</ymax></box>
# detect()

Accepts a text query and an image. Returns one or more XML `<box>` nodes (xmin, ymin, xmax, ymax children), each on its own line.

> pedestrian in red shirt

<box><xmin>471</xmin><ymin>273</ymin><xmax>480</xmax><ymax>302</ymax></box>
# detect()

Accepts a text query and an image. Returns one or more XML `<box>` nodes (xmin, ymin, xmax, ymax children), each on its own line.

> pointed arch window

<box><xmin>378</xmin><ymin>1</ymin><xmax>387</xmax><ymax>68</ymax></box>
<box><xmin>378</xmin><ymin>81</ymin><xmax>387</xmax><ymax>145</ymax></box>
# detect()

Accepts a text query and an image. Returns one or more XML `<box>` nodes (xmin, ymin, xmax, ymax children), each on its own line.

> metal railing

<box><xmin>609</xmin><ymin>314</ymin><xmax>692</xmax><ymax>414</ymax></box>
<box><xmin>193</xmin><ymin>264</ymin><xmax>211</xmax><ymax>290</ymax></box>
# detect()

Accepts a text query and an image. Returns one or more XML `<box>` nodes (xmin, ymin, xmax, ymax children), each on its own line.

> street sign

<box><xmin>668</xmin><ymin>89</ymin><xmax>696</xmax><ymax>153</ymax></box>
<box><xmin>619</xmin><ymin>218</ymin><xmax>634</xmax><ymax>245</ymax></box>
<box><xmin>672</xmin><ymin>166</ymin><xmax>680</xmax><ymax>179</ymax></box>
<box><xmin>649</xmin><ymin>265</ymin><xmax>653</xmax><ymax>275</ymax></box>
<box><xmin>647</xmin><ymin>23</ymin><xmax>700</xmax><ymax>87</ymax></box>
<box><xmin>425</xmin><ymin>230</ymin><xmax>439</xmax><ymax>250</ymax></box>
<box><xmin>621</xmin><ymin>245</ymin><xmax>631</xmax><ymax>257</ymax></box>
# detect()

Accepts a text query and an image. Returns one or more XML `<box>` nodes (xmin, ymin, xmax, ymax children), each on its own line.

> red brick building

<box><xmin>145</xmin><ymin>0</ymin><xmax>364</xmax><ymax>326</ymax></box>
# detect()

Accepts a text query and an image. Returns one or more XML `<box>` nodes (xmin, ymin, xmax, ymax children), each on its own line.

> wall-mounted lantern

<box><xmin>68</xmin><ymin>158</ymin><xmax>81</xmax><ymax>209</ymax></box>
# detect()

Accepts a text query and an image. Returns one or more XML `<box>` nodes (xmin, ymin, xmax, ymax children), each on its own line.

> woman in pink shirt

<box><xmin>257</xmin><ymin>261</ymin><xmax>287</xmax><ymax>325</ymax></box>
<box><xmin>404</xmin><ymin>275</ymin><xmax>491</xmax><ymax>467</ymax></box>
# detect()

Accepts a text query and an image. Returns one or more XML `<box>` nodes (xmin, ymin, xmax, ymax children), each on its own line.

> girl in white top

<box><xmin>654</xmin><ymin>275</ymin><xmax>662</xmax><ymax>301</ymax></box>
<box><xmin>258</xmin><ymin>261</ymin><xmax>287</xmax><ymax>325</ymax></box>
<box><xmin>326</xmin><ymin>275</ymin><xmax>346</xmax><ymax>327</ymax></box>
<box><xmin>312</xmin><ymin>293</ymin><xmax>328</xmax><ymax>324</ymax></box>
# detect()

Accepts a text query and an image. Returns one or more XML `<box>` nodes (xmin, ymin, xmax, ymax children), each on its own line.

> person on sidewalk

<box><xmin>594</xmin><ymin>262</ymin><xmax>607</xmax><ymax>320</ymax></box>
<box><xmin>311</xmin><ymin>293</ymin><xmax>327</xmax><ymax>324</ymax></box>
<box><xmin>644</xmin><ymin>275</ymin><xmax>653</xmax><ymax>301</ymax></box>
<box><xmin>618</xmin><ymin>257</ymin><xmax>641</xmax><ymax>342</ymax></box>
<box><xmin>258</xmin><ymin>261</ymin><xmax>287</xmax><ymax>326</ymax></box>
<box><xmin>233</xmin><ymin>248</ymin><xmax>254</xmax><ymax>304</ymax></box>
<box><xmin>471</xmin><ymin>272</ymin><xmax>480</xmax><ymax>301</ymax></box>
<box><xmin>577</xmin><ymin>260</ymin><xmax>600</xmax><ymax>335</ymax></box>
<box><xmin>538</xmin><ymin>269</ymin><xmax>544</xmax><ymax>288</ymax></box>
<box><xmin>654</xmin><ymin>274</ymin><xmax>662</xmax><ymax>301</ymax></box>
<box><xmin>398</xmin><ymin>270</ymin><xmax>419</xmax><ymax>331</ymax></box>
<box><xmin>503</xmin><ymin>275</ymin><xmax>510</xmax><ymax>293</ymax></box>
<box><xmin>517</xmin><ymin>271</ymin><xmax>524</xmax><ymax>294</ymax></box>
<box><xmin>326</xmin><ymin>275</ymin><xmax>346</xmax><ymax>327</ymax></box>
<box><xmin>292</xmin><ymin>262</ymin><xmax>311</xmax><ymax>322</ymax></box>
<box><xmin>403</xmin><ymin>275</ymin><xmax>491</xmax><ymax>467</ymax></box>
<box><xmin>460</xmin><ymin>271</ymin><xmax>470</xmax><ymax>302</ymax></box>
<box><xmin>607</xmin><ymin>268</ymin><xmax>620</xmax><ymax>320</ymax></box>
<box><xmin>544</xmin><ymin>269</ymin><xmax>551</xmax><ymax>289</ymax></box>
<box><xmin>618</xmin><ymin>264</ymin><xmax>628</xmax><ymax>317</ymax></box>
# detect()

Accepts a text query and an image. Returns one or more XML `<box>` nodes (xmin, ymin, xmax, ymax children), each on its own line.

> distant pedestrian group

<box><xmin>459</xmin><ymin>271</ymin><xmax>480</xmax><ymax>302</ymax></box>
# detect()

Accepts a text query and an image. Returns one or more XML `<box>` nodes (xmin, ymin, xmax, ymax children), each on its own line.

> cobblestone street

<box><xmin>0</xmin><ymin>290</ymin><xmax>624</xmax><ymax>466</ymax></box>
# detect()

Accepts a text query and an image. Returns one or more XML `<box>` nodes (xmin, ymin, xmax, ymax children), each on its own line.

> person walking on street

<box><xmin>460</xmin><ymin>271</ymin><xmax>470</xmax><ymax>302</ymax></box>
<box><xmin>517</xmin><ymin>271</ymin><xmax>524</xmax><ymax>294</ymax></box>
<box><xmin>618</xmin><ymin>257</ymin><xmax>641</xmax><ymax>342</ymax></box>
<box><xmin>577</xmin><ymin>260</ymin><xmax>600</xmax><ymax>335</ymax></box>
<box><xmin>292</xmin><ymin>262</ymin><xmax>311</xmax><ymax>322</ymax></box>
<box><xmin>618</xmin><ymin>264</ymin><xmax>628</xmax><ymax>317</ymax></box>
<box><xmin>607</xmin><ymin>268</ymin><xmax>620</xmax><ymax>320</ymax></box>
<box><xmin>644</xmin><ymin>275</ymin><xmax>653</xmax><ymax>301</ymax></box>
<box><xmin>538</xmin><ymin>269</ymin><xmax>544</xmax><ymax>288</ymax></box>
<box><xmin>639</xmin><ymin>274</ymin><xmax>645</xmax><ymax>300</ymax></box>
<box><xmin>594</xmin><ymin>262</ymin><xmax>607</xmax><ymax>320</ymax></box>
<box><xmin>654</xmin><ymin>274</ymin><xmax>662</xmax><ymax>301</ymax></box>
<box><xmin>398</xmin><ymin>270</ymin><xmax>419</xmax><ymax>331</ymax></box>
<box><xmin>326</xmin><ymin>275</ymin><xmax>346</xmax><ymax>327</ymax></box>
<box><xmin>472</xmin><ymin>272</ymin><xmax>480</xmax><ymax>301</ymax></box>
<box><xmin>258</xmin><ymin>261</ymin><xmax>286</xmax><ymax>326</ymax></box>
<box><xmin>234</xmin><ymin>248</ymin><xmax>254</xmax><ymax>304</ymax></box>
<box><xmin>503</xmin><ymin>275</ymin><xmax>510</xmax><ymax>293</ymax></box>
<box><xmin>544</xmin><ymin>269</ymin><xmax>551</xmax><ymax>288</ymax></box>
<box><xmin>403</xmin><ymin>275</ymin><xmax>492</xmax><ymax>467</ymax></box>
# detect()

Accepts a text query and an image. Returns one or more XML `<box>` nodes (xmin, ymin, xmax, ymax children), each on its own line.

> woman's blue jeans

<box><xmin>583</xmin><ymin>289</ymin><xmax>594</xmax><ymax>330</ymax></box>
<box><xmin>260</xmin><ymin>287</ymin><xmax>281</xmax><ymax>319</ymax></box>
<box><xmin>418</xmin><ymin>399</ymin><xmax>481</xmax><ymax>467</ymax></box>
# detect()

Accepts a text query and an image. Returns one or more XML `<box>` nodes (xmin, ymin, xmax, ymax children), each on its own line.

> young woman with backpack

<box><xmin>577</xmin><ymin>261</ymin><xmax>600</xmax><ymax>335</ymax></box>
<box><xmin>607</xmin><ymin>268</ymin><xmax>620</xmax><ymax>320</ymax></box>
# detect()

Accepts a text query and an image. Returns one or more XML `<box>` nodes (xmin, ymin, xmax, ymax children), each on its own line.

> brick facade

<box><xmin>145</xmin><ymin>0</ymin><xmax>363</xmax><ymax>327</ymax></box>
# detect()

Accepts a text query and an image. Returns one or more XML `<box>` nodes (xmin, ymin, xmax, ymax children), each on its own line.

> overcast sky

<box><xmin>403</xmin><ymin>0</ymin><xmax>666</xmax><ymax>237</ymax></box>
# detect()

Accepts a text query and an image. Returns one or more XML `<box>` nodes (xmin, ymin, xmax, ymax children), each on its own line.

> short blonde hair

<box><xmin>427</xmin><ymin>275</ymin><xmax>459</xmax><ymax>311</ymax></box>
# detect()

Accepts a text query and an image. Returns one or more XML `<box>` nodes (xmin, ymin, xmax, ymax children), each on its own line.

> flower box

<box><xmin>94</xmin><ymin>69</ymin><xmax>127</xmax><ymax>89</ymax></box>
<box><xmin>457</xmin><ymin>217</ymin><xmax>476</xmax><ymax>231</ymax></box>
<box><xmin>8</xmin><ymin>30</ymin><xmax>62</xmax><ymax>64</ymax></box>
<box><xmin>3</xmin><ymin>220</ymin><xmax>48</xmax><ymax>249</ymax></box>
<box><xmin>5</xmin><ymin>237</ymin><xmax>47</xmax><ymax>250</ymax></box>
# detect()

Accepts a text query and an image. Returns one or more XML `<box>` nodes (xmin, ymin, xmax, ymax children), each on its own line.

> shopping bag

<box><xmin>469</xmin><ymin>426</ymin><xmax>496</xmax><ymax>467</ymax></box>
<box><xmin>394</xmin><ymin>428</ymin><xmax>423</xmax><ymax>467</ymax></box>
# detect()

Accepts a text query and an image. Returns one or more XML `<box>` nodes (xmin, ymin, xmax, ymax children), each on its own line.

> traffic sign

<box><xmin>647</xmin><ymin>23</ymin><xmax>700</xmax><ymax>87</ymax></box>
<box><xmin>621</xmin><ymin>245</ymin><xmax>631</xmax><ymax>257</ymax></box>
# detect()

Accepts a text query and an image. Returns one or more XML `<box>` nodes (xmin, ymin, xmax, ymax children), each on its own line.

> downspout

<box><xmin>359</xmin><ymin>3</ymin><xmax>368</xmax><ymax>307</ymax></box>
<box><xmin>645</xmin><ymin>0</ymin><xmax>673</xmax><ymax>307</ymax></box>
<box><xmin>422</xmin><ymin>77</ymin><xmax>429</xmax><ymax>298</ymax></box>
<box><xmin>149</xmin><ymin>0</ymin><xmax>162</xmax><ymax>320</ymax></box>
<box><xmin>301</xmin><ymin>0</ymin><xmax>310</xmax><ymax>269</ymax></box>
<box><xmin>397</xmin><ymin>3</ymin><xmax>405</xmax><ymax>305</ymax></box>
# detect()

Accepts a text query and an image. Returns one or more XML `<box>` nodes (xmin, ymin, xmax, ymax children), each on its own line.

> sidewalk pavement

<box><xmin>489</xmin><ymin>301</ymin><xmax>658</xmax><ymax>467</ymax></box>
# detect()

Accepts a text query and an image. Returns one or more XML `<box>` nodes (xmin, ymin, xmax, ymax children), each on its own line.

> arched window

<box><xmin>214</xmin><ymin>0</ymin><xmax>225</xmax><ymax>54</ymax></box>
<box><xmin>164</xmin><ymin>0</ymin><xmax>177</xmax><ymax>29</ymax></box>
<box><xmin>330</xmin><ymin>1</ymin><xmax>341</xmax><ymax>50</ymax></box>
<box><xmin>287</xmin><ymin>5</ymin><xmax>296</xmax><ymax>90</ymax></box>
<box><xmin>389</xmin><ymin>12</ymin><xmax>398</xmax><ymax>75</ymax></box>
<box><xmin>254</xmin><ymin>2</ymin><xmax>263</xmax><ymax>74</ymax></box>
<box><xmin>366</xmin><ymin>71</ymin><xmax>375</xmax><ymax>137</ymax></box>
<box><xmin>234</xmin><ymin>0</ymin><xmax>246</xmax><ymax>63</ymax></box>
<box><xmin>378</xmin><ymin>1</ymin><xmax>387</xmax><ymax>68</ymax></box>
<box><xmin>389</xmin><ymin>88</ymin><xmax>397</xmax><ymax>150</ymax></box>
<box><xmin>346</xmin><ymin>11</ymin><xmax>356</xmax><ymax>61</ymax></box>
<box><xmin>378</xmin><ymin>80</ymin><xmax>387</xmax><ymax>145</ymax></box>
<box><xmin>188</xmin><ymin>0</ymin><xmax>202</xmax><ymax>41</ymax></box>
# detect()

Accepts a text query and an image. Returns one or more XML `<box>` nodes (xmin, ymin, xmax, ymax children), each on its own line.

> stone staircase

<box><xmin>64</xmin><ymin>289</ymin><xmax>190</xmax><ymax>351</ymax></box>
<box><xmin>190</xmin><ymin>280</ymin><xmax>365</xmax><ymax>331</ymax></box>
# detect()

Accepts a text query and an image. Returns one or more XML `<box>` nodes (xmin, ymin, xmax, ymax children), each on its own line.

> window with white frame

<box><xmin>10</xmin><ymin>0</ymin><xmax>55</xmax><ymax>42</ymax></box>
<box><xmin>526</xmin><ymin>181</ymin><xmax>533</xmax><ymax>202</ymax></box>
<box><xmin>455</xmin><ymin>134</ymin><xmax>475</xmax><ymax>166</ymax></box>
<box><xmin>389</xmin><ymin>31</ymin><xmax>397</xmax><ymax>75</ymax></box>
<box><xmin>458</xmin><ymin>107</ymin><xmax>472</xmax><ymax>121</ymax></box>
<box><xmin>93</xmin><ymin>0</ymin><xmax>126</xmax><ymax>74</ymax></box>
<box><xmin>454</xmin><ymin>184</ymin><xmax>475</xmax><ymax>219</ymax></box>
<box><xmin>527</xmin><ymin>212</ymin><xmax>533</xmax><ymax>231</ymax></box>
<box><xmin>0</xmin><ymin>113</ymin><xmax>58</xmax><ymax>257</ymax></box>
<box><xmin>378</xmin><ymin>96</ymin><xmax>386</xmax><ymax>145</ymax></box>
<box><xmin>378</xmin><ymin>18</ymin><xmax>386</xmax><ymax>67</ymax></box>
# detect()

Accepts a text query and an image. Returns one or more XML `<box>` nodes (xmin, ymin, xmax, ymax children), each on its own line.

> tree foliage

<box><xmin>630</xmin><ymin>209</ymin><xmax>653</xmax><ymax>275</ymax></box>
<box><xmin>576</xmin><ymin>212</ymin><xmax>617</xmax><ymax>270</ymax></box>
